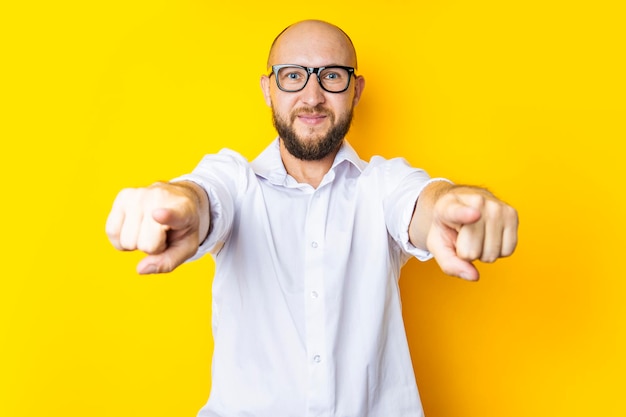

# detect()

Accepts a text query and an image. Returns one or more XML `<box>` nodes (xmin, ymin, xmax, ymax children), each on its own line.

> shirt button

<box><xmin>313</xmin><ymin>355</ymin><xmax>321</xmax><ymax>363</ymax></box>
<box><xmin>311</xmin><ymin>291</ymin><xmax>319</xmax><ymax>299</ymax></box>
<box><xmin>311</xmin><ymin>241</ymin><xmax>318</xmax><ymax>248</ymax></box>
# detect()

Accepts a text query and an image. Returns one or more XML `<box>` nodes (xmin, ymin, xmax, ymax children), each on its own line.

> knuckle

<box><xmin>474</xmin><ymin>194</ymin><xmax>486</xmax><ymax>207</ymax></box>
<box><xmin>501</xmin><ymin>244</ymin><xmax>516</xmax><ymax>257</ymax></box>
<box><xmin>118</xmin><ymin>236</ymin><xmax>136</xmax><ymax>251</ymax></box>
<box><xmin>480</xmin><ymin>251</ymin><xmax>498</xmax><ymax>263</ymax></box>
<box><xmin>507</xmin><ymin>207</ymin><xmax>520</xmax><ymax>225</ymax></box>
<box><xmin>105</xmin><ymin>224</ymin><xmax>119</xmax><ymax>241</ymax></box>
<box><xmin>484</xmin><ymin>200</ymin><xmax>503</xmax><ymax>218</ymax></box>
<box><xmin>463</xmin><ymin>192</ymin><xmax>485</xmax><ymax>209</ymax></box>
<box><xmin>116</xmin><ymin>187</ymin><xmax>140</xmax><ymax>205</ymax></box>
<box><xmin>137</xmin><ymin>241</ymin><xmax>160</xmax><ymax>255</ymax></box>
<box><xmin>138</xmin><ymin>226</ymin><xmax>168</xmax><ymax>254</ymax></box>
<box><xmin>458</xmin><ymin>247</ymin><xmax>481</xmax><ymax>261</ymax></box>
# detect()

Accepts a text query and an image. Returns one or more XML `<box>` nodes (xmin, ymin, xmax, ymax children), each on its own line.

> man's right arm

<box><xmin>105</xmin><ymin>181</ymin><xmax>210</xmax><ymax>274</ymax></box>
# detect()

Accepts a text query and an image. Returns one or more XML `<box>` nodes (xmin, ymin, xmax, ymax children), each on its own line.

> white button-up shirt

<box><xmin>178</xmin><ymin>139</ymin><xmax>440</xmax><ymax>417</ymax></box>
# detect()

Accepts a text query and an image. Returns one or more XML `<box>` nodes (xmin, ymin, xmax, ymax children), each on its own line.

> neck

<box><xmin>279</xmin><ymin>139</ymin><xmax>340</xmax><ymax>188</ymax></box>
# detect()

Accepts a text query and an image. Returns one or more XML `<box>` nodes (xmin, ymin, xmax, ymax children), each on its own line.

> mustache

<box><xmin>292</xmin><ymin>105</ymin><xmax>332</xmax><ymax>116</ymax></box>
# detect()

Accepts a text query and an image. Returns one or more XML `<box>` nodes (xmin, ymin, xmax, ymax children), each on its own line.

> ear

<box><xmin>260</xmin><ymin>75</ymin><xmax>272</xmax><ymax>107</ymax></box>
<box><xmin>352</xmin><ymin>75</ymin><xmax>366</xmax><ymax>107</ymax></box>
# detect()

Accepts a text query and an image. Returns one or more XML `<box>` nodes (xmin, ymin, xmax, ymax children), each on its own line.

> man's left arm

<box><xmin>409</xmin><ymin>181</ymin><xmax>519</xmax><ymax>281</ymax></box>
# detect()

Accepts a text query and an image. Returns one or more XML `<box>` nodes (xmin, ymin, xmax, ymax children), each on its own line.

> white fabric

<box><xmin>176</xmin><ymin>139</ymin><xmax>442</xmax><ymax>417</ymax></box>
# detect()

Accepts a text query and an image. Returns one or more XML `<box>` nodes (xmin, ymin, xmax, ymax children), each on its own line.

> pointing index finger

<box><xmin>436</xmin><ymin>194</ymin><xmax>482</xmax><ymax>230</ymax></box>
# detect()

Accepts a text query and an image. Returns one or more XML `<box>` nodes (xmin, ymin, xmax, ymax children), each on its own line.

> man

<box><xmin>106</xmin><ymin>20</ymin><xmax>518</xmax><ymax>417</ymax></box>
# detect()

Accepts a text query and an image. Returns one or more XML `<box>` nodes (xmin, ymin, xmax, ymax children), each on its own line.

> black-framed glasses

<box><xmin>270</xmin><ymin>64</ymin><xmax>356</xmax><ymax>93</ymax></box>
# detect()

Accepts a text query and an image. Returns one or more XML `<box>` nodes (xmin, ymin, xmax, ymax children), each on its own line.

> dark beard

<box><xmin>273</xmin><ymin>105</ymin><xmax>353</xmax><ymax>161</ymax></box>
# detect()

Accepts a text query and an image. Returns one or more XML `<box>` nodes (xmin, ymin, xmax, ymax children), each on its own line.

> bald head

<box><xmin>267</xmin><ymin>20</ymin><xmax>358</xmax><ymax>70</ymax></box>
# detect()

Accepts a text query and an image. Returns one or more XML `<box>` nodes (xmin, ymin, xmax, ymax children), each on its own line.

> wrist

<box><xmin>166</xmin><ymin>181</ymin><xmax>211</xmax><ymax>244</ymax></box>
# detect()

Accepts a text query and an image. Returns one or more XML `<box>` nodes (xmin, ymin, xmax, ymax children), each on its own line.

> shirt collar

<box><xmin>251</xmin><ymin>137</ymin><xmax>367</xmax><ymax>186</ymax></box>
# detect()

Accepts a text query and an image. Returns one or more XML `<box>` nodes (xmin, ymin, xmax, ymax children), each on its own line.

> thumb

<box><xmin>136</xmin><ymin>239</ymin><xmax>196</xmax><ymax>275</ymax></box>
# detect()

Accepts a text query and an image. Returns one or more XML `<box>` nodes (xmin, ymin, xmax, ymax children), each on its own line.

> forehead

<box><xmin>269</xmin><ymin>22</ymin><xmax>356</xmax><ymax>68</ymax></box>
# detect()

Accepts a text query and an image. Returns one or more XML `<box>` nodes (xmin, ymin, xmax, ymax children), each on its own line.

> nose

<box><xmin>299</xmin><ymin>73</ymin><xmax>326</xmax><ymax>107</ymax></box>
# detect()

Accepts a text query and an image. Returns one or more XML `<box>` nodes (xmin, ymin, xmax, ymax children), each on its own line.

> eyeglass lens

<box><xmin>276</xmin><ymin>66</ymin><xmax>351</xmax><ymax>92</ymax></box>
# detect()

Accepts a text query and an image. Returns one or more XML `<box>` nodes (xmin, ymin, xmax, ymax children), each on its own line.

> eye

<box><xmin>320</xmin><ymin>67</ymin><xmax>348</xmax><ymax>83</ymax></box>
<box><xmin>277</xmin><ymin>67</ymin><xmax>307</xmax><ymax>83</ymax></box>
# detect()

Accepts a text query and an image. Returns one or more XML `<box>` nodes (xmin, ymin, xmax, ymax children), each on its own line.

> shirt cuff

<box><xmin>170</xmin><ymin>175</ymin><xmax>229</xmax><ymax>261</ymax></box>
<box><xmin>400</xmin><ymin>177</ymin><xmax>453</xmax><ymax>262</ymax></box>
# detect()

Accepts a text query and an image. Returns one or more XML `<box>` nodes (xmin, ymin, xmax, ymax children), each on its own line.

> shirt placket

<box><xmin>304</xmin><ymin>188</ymin><xmax>331</xmax><ymax>416</ymax></box>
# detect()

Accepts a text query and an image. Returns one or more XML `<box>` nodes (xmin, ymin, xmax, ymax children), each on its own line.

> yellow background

<box><xmin>2</xmin><ymin>1</ymin><xmax>625</xmax><ymax>416</ymax></box>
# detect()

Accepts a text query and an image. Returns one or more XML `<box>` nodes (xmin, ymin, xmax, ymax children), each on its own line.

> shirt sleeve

<box><xmin>171</xmin><ymin>149</ymin><xmax>249</xmax><ymax>260</ymax></box>
<box><xmin>380</xmin><ymin>158</ymin><xmax>451</xmax><ymax>262</ymax></box>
